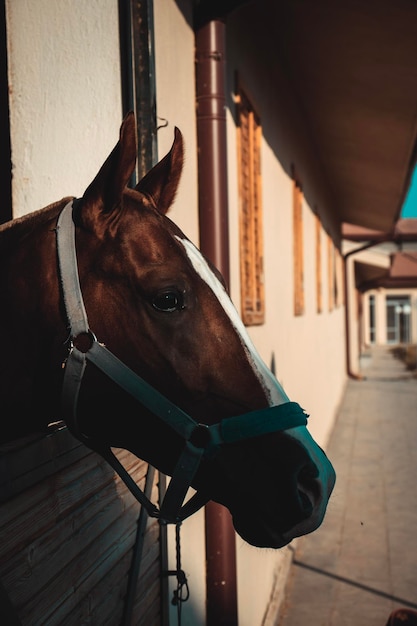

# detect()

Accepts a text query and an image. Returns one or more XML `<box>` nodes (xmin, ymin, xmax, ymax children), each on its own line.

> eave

<box><xmin>195</xmin><ymin>0</ymin><xmax>417</xmax><ymax>232</ymax></box>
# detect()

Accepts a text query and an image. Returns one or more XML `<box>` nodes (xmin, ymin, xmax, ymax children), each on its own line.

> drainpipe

<box><xmin>195</xmin><ymin>20</ymin><xmax>231</xmax><ymax>288</ymax></box>
<box><xmin>343</xmin><ymin>241</ymin><xmax>389</xmax><ymax>380</ymax></box>
<box><xmin>195</xmin><ymin>19</ymin><xmax>238</xmax><ymax>626</ymax></box>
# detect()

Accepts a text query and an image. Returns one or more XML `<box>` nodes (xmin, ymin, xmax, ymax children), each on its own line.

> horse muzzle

<box><xmin>219</xmin><ymin>439</ymin><xmax>336</xmax><ymax>549</ymax></box>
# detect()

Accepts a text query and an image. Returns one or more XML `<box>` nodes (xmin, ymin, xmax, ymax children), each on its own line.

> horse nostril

<box><xmin>298</xmin><ymin>488</ymin><xmax>313</xmax><ymax>514</ymax></box>
<box><xmin>297</xmin><ymin>465</ymin><xmax>321</xmax><ymax>514</ymax></box>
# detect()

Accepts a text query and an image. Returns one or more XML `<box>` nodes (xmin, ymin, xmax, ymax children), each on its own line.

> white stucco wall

<box><xmin>153</xmin><ymin>0</ymin><xmax>199</xmax><ymax>248</ymax></box>
<box><xmin>6</xmin><ymin>0</ymin><xmax>122</xmax><ymax>218</ymax></box>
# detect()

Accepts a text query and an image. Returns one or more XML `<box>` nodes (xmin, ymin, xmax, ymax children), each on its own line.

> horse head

<box><xmin>1</xmin><ymin>112</ymin><xmax>335</xmax><ymax>549</ymax></box>
<box><xmin>63</xmin><ymin>112</ymin><xmax>336</xmax><ymax>548</ymax></box>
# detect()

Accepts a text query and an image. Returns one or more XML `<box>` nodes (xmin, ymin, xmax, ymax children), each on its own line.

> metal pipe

<box><xmin>343</xmin><ymin>240</ymin><xmax>390</xmax><ymax>380</ymax></box>
<box><xmin>343</xmin><ymin>253</ymin><xmax>364</xmax><ymax>381</ymax></box>
<box><xmin>118</xmin><ymin>0</ymin><xmax>157</xmax><ymax>184</ymax></box>
<box><xmin>204</xmin><ymin>501</ymin><xmax>238</xmax><ymax>625</ymax></box>
<box><xmin>195</xmin><ymin>19</ymin><xmax>231</xmax><ymax>287</ymax></box>
<box><xmin>0</xmin><ymin>0</ymin><xmax>12</xmax><ymax>224</ymax></box>
<box><xmin>195</xmin><ymin>19</ymin><xmax>238</xmax><ymax>626</ymax></box>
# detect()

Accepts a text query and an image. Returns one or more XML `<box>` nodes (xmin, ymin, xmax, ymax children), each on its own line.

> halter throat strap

<box><xmin>56</xmin><ymin>201</ymin><xmax>308</xmax><ymax>523</ymax></box>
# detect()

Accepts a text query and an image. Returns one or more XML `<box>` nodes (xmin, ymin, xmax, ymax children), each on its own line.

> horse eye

<box><xmin>152</xmin><ymin>290</ymin><xmax>184</xmax><ymax>313</ymax></box>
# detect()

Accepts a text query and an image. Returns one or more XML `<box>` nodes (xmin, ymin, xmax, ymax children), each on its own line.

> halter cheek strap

<box><xmin>56</xmin><ymin>201</ymin><xmax>308</xmax><ymax>524</ymax></box>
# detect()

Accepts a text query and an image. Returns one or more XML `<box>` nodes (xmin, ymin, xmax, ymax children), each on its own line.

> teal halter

<box><xmin>57</xmin><ymin>201</ymin><xmax>308</xmax><ymax>524</ymax></box>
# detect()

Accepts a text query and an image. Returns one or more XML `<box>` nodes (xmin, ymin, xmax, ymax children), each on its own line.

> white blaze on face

<box><xmin>177</xmin><ymin>236</ymin><xmax>336</xmax><ymax>522</ymax></box>
<box><xmin>176</xmin><ymin>236</ymin><xmax>289</xmax><ymax>406</ymax></box>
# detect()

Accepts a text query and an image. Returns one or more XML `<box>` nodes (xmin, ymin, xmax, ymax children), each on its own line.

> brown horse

<box><xmin>0</xmin><ymin>113</ymin><xmax>335</xmax><ymax>548</ymax></box>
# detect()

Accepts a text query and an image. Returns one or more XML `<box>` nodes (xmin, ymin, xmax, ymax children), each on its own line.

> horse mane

<box><xmin>0</xmin><ymin>197</ymin><xmax>72</xmax><ymax>250</ymax></box>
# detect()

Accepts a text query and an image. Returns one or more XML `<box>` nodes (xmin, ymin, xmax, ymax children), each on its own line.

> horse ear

<box><xmin>77</xmin><ymin>112</ymin><xmax>137</xmax><ymax>225</ymax></box>
<box><xmin>136</xmin><ymin>127</ymin><xmax>183</xmax><ymax>215</ymax></box>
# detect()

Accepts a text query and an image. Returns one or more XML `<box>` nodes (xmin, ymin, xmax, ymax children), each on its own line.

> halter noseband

<box><xmin>56</xmin><ymin>201</ymin><xmax>308</xmax><ymax>524</ymax></box>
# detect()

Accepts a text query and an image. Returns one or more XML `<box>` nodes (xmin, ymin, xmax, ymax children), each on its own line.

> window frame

<box><xmin>236</xmin><ymin>85</ymin><xmax>265</xmax><ymax>326</ymax></box>
<box><xmin>292</xmin><ymin>169</ymin><xmax>304</xmax><ymax>316</ymax></box>
<box><xmin>315</xmin><ymin>211</ymin><xmax>323</xmax><ymax>314</ymax></box>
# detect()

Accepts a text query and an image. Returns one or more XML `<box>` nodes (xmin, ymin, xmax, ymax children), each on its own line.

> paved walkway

<box><xmin>277</xmin><ymin>346</ymin><xmax>417</xmax><ymax>626</ymax></box>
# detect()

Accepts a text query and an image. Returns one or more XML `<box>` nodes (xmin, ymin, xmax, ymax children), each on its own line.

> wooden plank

<box><xmin>293</xmin><ymin>176</ymin><xmax>305</xmax><ymax>316</ymax></box>
<box><xmin>57</xmin><ymin>552</ymin><xmax>131</xmax><ymax>625</ymax></box>
<box><xmin>58</xmin><ymin>527</ymin><xmax>161</xmax><ymax>625</ymax></box>
<box><xmin>0</xmin><ymin>426</ymin><xmax>88</xmax><ymax>501</ymax></box>
<box><xmin>0</xmin><ymin>447</ymin><xmax>148</xmax><ymax>551</ymax></box>
<box><xmin>20</xmin><ymin>513</ymin><xmax>159</xmax><ymax>624</ymax></box>
<box><xmin>3</xmin><ymin>484</ymin><xmax>131</xmax><ymax>593</ymax></box>
<box><xmin>237</xmin><ymin>85</ymin><xmax>265</xmax><ymax>326</ymax></box>
<box><xmin>132</xmin><ymin>573</ymin><xmax>161</xmax><ymax>626</ymax></box>
<box><xmin>0</xmin><ymin>456</ymin><xmax>150</xmax><ymax>587</ymax></box>
<box><xmin>0</xmin><ymin>439</ymin><xmax>161</xmax><ymax>625</ymax></box>
<box><xmin>1</xmin><ymin>447</ymin><xmax>105</xmax><ymax>527</ymax></box>
<box><xmin>0</xmin><ymin>455</ymin><xmax>115</xmax><ymax>562</ymax></box>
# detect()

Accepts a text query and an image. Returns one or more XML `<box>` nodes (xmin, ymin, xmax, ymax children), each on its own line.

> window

<box><xmin>293</xmin><ymin>171</ymin><xmax>304</xmax><ymax>316</ymax></box>
<box><xmin>236</xmin><ymin>87</ymin><xmax>265</xmax><ymax>325</ymax></box>
<box><xmin>369</xmin><ymin>294</ymin><xmax>376</xmax><ymax>344</ymax></box>
<box><xmin>327</xmin><ymin>234</ymin><xmax>334</xmax><ymax>311</ymax></box>
<box><xmin>315</xmin><ymin>213</ymin><xmax>322</xmax><ymax>314</ymax></box>
<box><xmin>335</xmin><ymin>247</ymin><xmax>344</xmax><ymax>307</ymax></box>
<box><xmin>386</xmin><ymin>295</ymin><xmax>411</xmax><ymax>344</ymax></box>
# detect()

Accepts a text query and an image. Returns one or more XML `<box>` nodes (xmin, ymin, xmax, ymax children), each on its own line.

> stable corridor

<box><xmin>278</xmin><ymin>346</ymin><xmax>417</xmax><ymax>626</ymax></box>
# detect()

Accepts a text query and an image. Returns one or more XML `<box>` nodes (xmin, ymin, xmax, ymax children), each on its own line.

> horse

<box><xmin>0</xmin><ymin>112</ymin><xmax>335</xmax><ymax>549</ymax></box>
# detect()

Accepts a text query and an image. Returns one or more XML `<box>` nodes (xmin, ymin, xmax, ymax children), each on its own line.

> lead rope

<box><xmin>163</xmin><ymin>521</ymin><xmax>189</xmax><ymax>624</ymax></box>
<box><xmin>171</xmin><ymin>522</ymin><xmax>189</xmax><ymax>624</ymax></box>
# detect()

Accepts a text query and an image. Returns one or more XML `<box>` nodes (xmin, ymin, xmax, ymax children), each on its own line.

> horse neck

<box><xmin>0</xmin><ymin>199</ymin><xmax>70</xmax><ymax>441</ymax></box>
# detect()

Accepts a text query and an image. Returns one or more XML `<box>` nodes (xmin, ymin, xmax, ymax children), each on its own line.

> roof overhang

<box><xmin>342</xmin><ymin>218</ymin><xmax>417</xmax><ymax>244</ymax></box>
<box><xmin>353</xmin><ymin>249</ymin><xmax>417</xmax><ymax>291</ymax></box>
<box><xmin>265</xmin><ymin>1</ymin><xmax>417</xmax><ymax>231</ymax></box>
<box><xmin>354</xmin><ymin>260</ymin><xmax>389</xmax><ymax>291</ymax></box>
<box><xmin>196</xmin><ymin>0</ymin><xmax>417</xmax><ymax>232</ymax></box>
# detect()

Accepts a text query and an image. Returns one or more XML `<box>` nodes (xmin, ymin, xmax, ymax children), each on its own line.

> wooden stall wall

<box><xmin>0</xmin><ymin>426</ymin><xmax>162</xmax><ymax>625</ymax></box>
